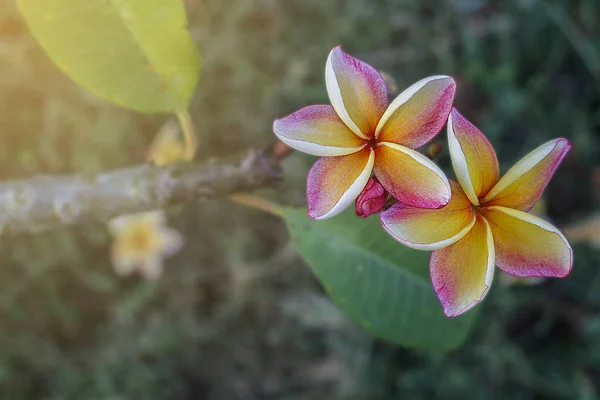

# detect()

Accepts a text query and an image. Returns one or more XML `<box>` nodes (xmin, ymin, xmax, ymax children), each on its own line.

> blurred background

<box><xmin>0</xmin><ymin>0</ymin><xmax>599</xmax><ymax>398</ymax></box>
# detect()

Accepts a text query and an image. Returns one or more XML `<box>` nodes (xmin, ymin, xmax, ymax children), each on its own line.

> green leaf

<box><xmin>18</xmin><ymin>0</ymin><xmax>201</xmax><ymax>113</ymax></box>
<box><xmin>282</xmin><ymin>207</ymin><xmax>477</xmax><ymax>351</ymax></box>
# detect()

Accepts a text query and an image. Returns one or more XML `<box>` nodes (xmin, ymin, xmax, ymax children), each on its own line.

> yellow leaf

<box><xmin>18</xmin><ymin>0</ymin><xmax>201</xmax><ymax>113</ymax></box>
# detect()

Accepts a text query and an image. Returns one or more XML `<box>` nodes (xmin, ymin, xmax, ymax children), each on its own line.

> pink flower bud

<box><xmin>355</xmin><ymin>177</ymin><xmax>388</xmax><ymax>218</ymax></box>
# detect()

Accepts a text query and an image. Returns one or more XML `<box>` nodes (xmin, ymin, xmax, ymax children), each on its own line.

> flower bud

<box><xmin>355</xmin><ymin>177</ymin><xmax>388</xmax><ymax>218</ymax></box>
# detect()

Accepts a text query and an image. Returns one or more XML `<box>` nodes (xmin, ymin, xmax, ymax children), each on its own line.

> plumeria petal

<box><xmin>381</xmin><ymin>181</ymin><xmax>476</xmax><ymax>250</ymax></box>
<box><xmin>430</xmin><ymin>214</ymin><xmax>495</xmax><ymax>317</ymax></box>
<box><xmin>373</xmin><ymin>142</ymin><xmax>451</xmax><ymax>209</ymax></box>
<box><xmin>307</xmin><ymin>148</ymin><xmax>375</xmax><ymax>219</ymax></box>
<box><xmin>447</xmin><ymin>109</ymin><xmax>499</xmax><ymax>205</ymax></box>
<box><xmin>273</xmin><ymin>105</ymin><xmax>367</xmax><ymax>156</ymax></box>
<box><xmin>111</xmin><ymin>243</ymin><xmax>138</xmax><ymax>277</ymax></box>
<box><xmin>159</xmin><ymin>227</ymin><xmax>184</xmax><ymax>257</ymax></box>
<box><xmin>375</xmin><ymin>76</ymin><xmax>455</xmax><ymax>148</ymax></box>
<box><xmin>481</xmin><ymin>138</ymin><xmax>571</xmax><ymax>211</ymax></box>
<box><xmin>139</xmin><ymin>255</ymin><xmax>164</xmax><ymax>280</ymax></box>
<box><xmin>108</xmin><ymin>210</ymin><xmax>165</xmax><ymax>235</ymax></box>
<box><xmin>482</xmin><ymin>206</ymin><xmax>573</xmax><ymax>277</ymax></box>
<box><xmin>325</xmin><ymin>46</ymin><xmax>388</xmax><ymax>139</ymax></box>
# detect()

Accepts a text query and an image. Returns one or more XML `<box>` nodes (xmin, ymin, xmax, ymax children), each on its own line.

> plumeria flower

<box><xmin>273</xmin><ymin>46</ymin><xmax>455</xmax><ymax>219</ymax></box>
<box><xmin>381</xmin><ymin>108</ymin><xmax>573</xmax><ymax>317</ymax></box>
<box><xmin>108</xmin><ymin>210</ymin><xmax>183</xmax><ymax>280</ymax></box>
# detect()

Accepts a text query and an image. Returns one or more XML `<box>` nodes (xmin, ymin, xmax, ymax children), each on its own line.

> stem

<box><xmin>271</xmin><ymin>140</ymin><xmax>294</xmax><ymax>161</ymax></box>
<box><xmin>228</xmin><ymin>194</ymin><xmax>283</xmax><ymax>217</ymax></box>
<box><xmin>0</xmin><ymin>149</ymin><xmax>282</xmax><ymax>236</ymax></box>
<box><xmin>177</xmin><ymin>109</ymin><xmax>198</xmax><ymax>161</ymax></box>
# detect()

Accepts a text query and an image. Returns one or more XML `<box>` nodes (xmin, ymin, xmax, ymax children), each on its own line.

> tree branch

<box><xmin>0</xmin><ymin>148</ymin><xmax>283</xmax><ymax>235</ymax></box>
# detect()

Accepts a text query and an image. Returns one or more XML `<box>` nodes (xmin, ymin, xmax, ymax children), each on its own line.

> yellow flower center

<box><xmin>125</xmin><ymin>226</ymin><xmax>160</xmax><ymax>253</ymax></box>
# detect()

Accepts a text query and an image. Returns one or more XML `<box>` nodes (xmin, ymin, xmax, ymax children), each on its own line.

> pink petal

<box><xmin>430</xmin><ymin>214</ymin><xmax>495</xmax><ymax>317</ymax></box>
<box><xmin>447</xmin><ymin>108</ymin><xmax>499</xmax><ymax>205</ymax></box>
<box><xmin>373</xmin><ymin>142</ymin><xmax>451</xmax><ymax>209</ymax></box>
<box><xmin>375</xmin><ymin>76</ymin><xmax>455</xmax><ymax>149</ymax></box>
<box><xmin>325</xmin><ymin>46</ymin><xmax>388</xmax><ymax>139</ymax></box>
<box><xmin>481</xmin><ymin>138</ymin><xmax>571</xmax><ymax>211</ymax></box>
<box><xmin>273</xmin><ymin>105</ymin><xmax>366</xmax><ymax>156</ymax></box>
<box><xmin>307</xmin><ymin>148</ymin><xmax>375</xmax><ymax>219</ymax></box>
<box><xmin>381</xmin><ymin>181</ymin><xmax>476</xmax><ymax>250</ymax></box>
<box><xmin>481</xmin><ymin>206</ymin><xmax>573</xmax><ymax>278</ymax></box>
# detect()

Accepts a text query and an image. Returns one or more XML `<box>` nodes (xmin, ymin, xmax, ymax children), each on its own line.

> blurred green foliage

<box><xmin>0</xmin><ymin>0</ymin><xmax>598</xmax><ymax>398</ymax></box>
<box><xmin>18</xmin><ymin>0</ymin><xmax>201</xmax><ymax>113</ymax></box>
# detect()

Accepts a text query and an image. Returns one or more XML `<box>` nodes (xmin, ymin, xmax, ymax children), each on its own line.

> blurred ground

<box><xmin>0</xmin><ymin>0</ymin><xmax>599</xmax><ymax>398</ymax></box>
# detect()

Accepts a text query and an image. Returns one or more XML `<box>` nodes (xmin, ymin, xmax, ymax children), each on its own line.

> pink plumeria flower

<box><xmin>381</xmin><ymin>108</ymin><xmax>573</xmax><ymax>317</ymax></box>
<box><xmin>273</xmin><ymin>46</ymin><xmax>455</xmax><ymax>219</ymax></box>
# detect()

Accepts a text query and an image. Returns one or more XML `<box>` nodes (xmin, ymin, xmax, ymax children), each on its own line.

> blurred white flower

<box><xmin>108</xmin><ymin>210</ymin><xmax>183</xmax><ymax>280</ymax></box>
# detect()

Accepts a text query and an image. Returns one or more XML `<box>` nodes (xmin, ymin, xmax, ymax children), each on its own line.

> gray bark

<box><xmin>0</xmin><ymin>148</ymin><xmax>282</xmax><ymax>235</ymax></box>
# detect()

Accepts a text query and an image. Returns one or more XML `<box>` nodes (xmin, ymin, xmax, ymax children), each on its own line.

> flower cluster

<box><xmin>274</xmin><ymin>46</ymin><xmax>572</xmax><ymax>317</ymax></box>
